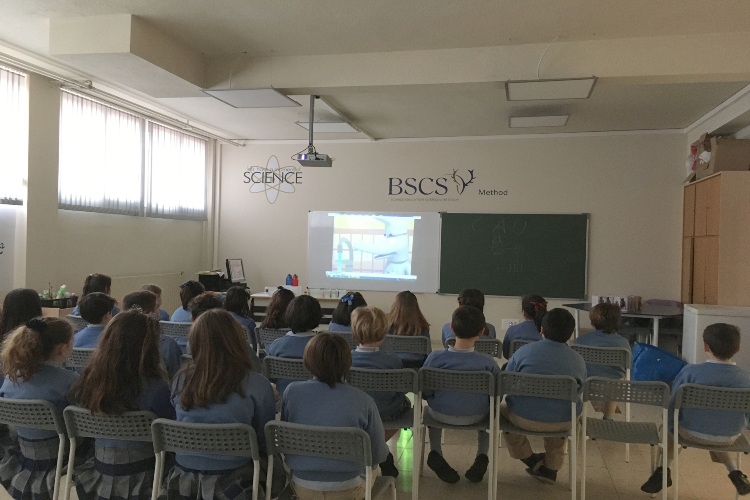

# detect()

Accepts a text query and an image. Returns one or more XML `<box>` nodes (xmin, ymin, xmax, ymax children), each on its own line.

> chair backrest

<box><xmin>159</xmin><ymin>321</ymin><xmax>191</xmax><ymax>340</ymax></box>
<box><xmin>151</xmin><ymin>419</ymin><xmax>259</xmax><ymax>459</ymax></box>
<box><xmin>446</xmin><ymin>338</ymin><xmax>502</xmax><ymax>358</ymax></box>
<box><xmin>583</xmin><ymin>377</ymin><xmax>669</xmax><ymax>407</ymax></box>
<box><xmin>321</xmin><ymin>331</ymin><xmax>358</xmax><ymax>349</ymax></box>
<box><xmin>570</xmin><ymin>345</ymin><xmax>632</xmax><ymax>371</ymax></box>
<box><xmin>419</xmin><ymin>367</ymin><xmax>495</xmax><ymax>396</ymax></box>
<box><xmin>508</xmin><ymin>339</ymin><xmax>535</xmax><ymax>358</ymax></box>
<box><xmin>264</xmin><ymin>421</ymin><xmax>373</xmax><ymax>466</ymax></box>
<box><xmin>262</xmin><ymin>356</ymin><xmax>312</xmax><ymax>381</ymax></box>
<box><xmin>66</xmin><ymin>315</ymin><xmax>88</xmax><ymax>333</ymax></box>
<box><xmin>67</xmin><ymin>348</ymin><xmax>96</xmax><ymax>368</ymax></box>
<box><xmin>257</xmin><ymin>328</ymin><xmax>289</xmax><ymax>347</ymax></box>
<box><xmin>346</xmin><ymin>368</ymin><xmax>418</xmax><ymax>394</ymax></box>
<box><xmin>0</xmin><ymin>398</ymin><xmax>66</xmax><ymax>434</ymax></box>
<box><xmin>63</xmin><ymin>406</ymin><xmax>156</xmax><ymax>442</ymax></box>
<box><xmin>674</xmin><ymin>383</ymin><xmax>750</xmax><ymax>412</ymax></box>
<box><xmin>498</xmin><ymin>372</ymin><xmax>579</xmax><ymax>401</ymax></box>
<box><xmin>381</xmin><ymin>335</ymin><xmax>431</xmax><ymax>355</ymax></box>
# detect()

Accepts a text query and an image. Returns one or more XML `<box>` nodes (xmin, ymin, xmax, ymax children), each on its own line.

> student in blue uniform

<box><xmin>0</xmin><ymin>288</ymin><xmax>43</xmax><ymax>341</ymax></box>
<box><xmin>328</xmin><ymin>292</ymin><xmax>367</xmax><ymax>332</ymax></box>
<box><xmin>73</xmin><ymin>292</ymin><xmax>116</xmax><ymax>348</ymax></box>
<box><xmin>441</xmin><ymin>288</ymin><xmax>497</xmax><ymax>345</ymax></box>
<box><xmin>224</xmin><ymin>286</ymin><xmax>257</xmax><ymax>351</ymax></box>
<box><xmin>267</xmin><ymin>295</ymin><xmax>322</xmax><ymax>394</ymax></box>
<box><xmin>0</xmin><ymin>317</ymin><xmax>77</xmax><ymax>498</ymax></box>
<box><xmin>140</xmin><ymin>284</ymin><xmax>170</xmax><ymax>321</ymax></box>
<box><xmin>259</xmin><ymin>287</ymin><xmax>295</xmax><ymax>330</ymax></box>
<box><xmin>282</xmin><ymin>333</ymin><xmax>388</xmax><ymax>500</ymax></box>
<box><xmin>350</xmin><ymin>306</ymin><xmax>409</xmax><ymax>478</ymax></box>
<box><xmin>71</xmin><ymin>273</ymin><xmax>119</xmax><ymax>317</ymax></box>
<box><xmin>502</xmin><ymin>294</ymin><xmax>547</xmax><ymax>359</ymax></box>
<box><xmin>69</xmin><ymin>309</ymin><xmax>176</xmax><ymax>500</ymax></box>
<box><xmin>388</xmin><ymin>291</ymin><xmax>430</xmax><ymax>369</ymax></box>
<box><xmin>641</xmin><ymin>323</ymin><xmax>750</xmax><ymax>496</ymax></box>
<box><xmin>165</xmin><ymin>309</ymin><xmax>281</xmax><ymax>499</ymax></box>
<box><xmin>171</xmin><ymin>280</ymin><xmax>205</xmax><ymax>323</ymax></box>
<box><xmin>574</xmin><ymin>302</ymin><xmax>631</xmax><ymax>419</ymax></box>
<box><xmin>503</xmin><ymin>308</ymin><xmax>586</xmax><ymax>485</ymax></box>
<box><xmin>423</xmin><ymin>305</ymin><xmax>500</xmax><ymax>484</ymax></box>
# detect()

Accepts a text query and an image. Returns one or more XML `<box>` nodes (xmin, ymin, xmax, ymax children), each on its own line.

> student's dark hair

<box><xmin>1</xmin><ymin>317</ymin><xmax>73</xmax><ymax>384</ymax></box>
<box><xmin>122</xmin><ymin>290</ymin><xmax>158</xmax><ymax>314</ymax></box>
<box><xmin>70</xmin><ymin>309</ymin><xmax>165</xmax><ymax>414</ymax></box>
<box><xmin>0</xmin><ymin>288</ymin><xmax>43</xmax><ymax>339</ymax></box>
<box><xmin>179</xmin><ymin>280</ymin><xmax>205</xmax><ymax>309</ymax></box>
<box><xmin>79</xmin><ymin>292</ymin><xmax>117</xmax><ymax>324</ymax></box>
<box><xmin>82</xmin><ymin>273</ymin><xmax>112</xmax><ymax>297</ymax></box>
<box><xmin>451</xmin><ymin>305</ymin><xmax>486</xmax><ymax>339</ymax></box>
<box><xmin>589</xmin><ymin>303</ymin><xmax>621</xmax><ymax>334</ymax></box>
<box><xmin>285</xmin><ymin>295</ymin><xmax>322</xmax><ymax>333</ymax></box>
<box><xmin>189</xmin><ymin>293</ymin><xmax>224</xmax><ymax>320</ymax></box>
<box><xmin>224</xmin><ymin>286</ymin><xmax>251</xmax><ymax>318</ymax></box>
<box><xmin>521</xmin><ymin>294</ymin><xmax>547</xmax><ymax>332</ymax></box>
<box><xmin>331</xmin><ymin>292</ymin><xmax>367</xmax><ymax>326</ymax></box>
<box><xmin>458</xmin><ymin>289</ymin><xmax>485</xmax><ymax>312</ymax></box>
<box><xmin>541</xmin><ymin>308</ymin><xmax>576</xmax><ymax>343</ymax></box>
<box><xmin>140</xmin><ymin>284</ymin><xmax>162</xmax><ymax>296</ymax></box>
<box><xmin>303</xmin><ymin>333</ymin><xmax>351</xmax><ymax>388</ymax></box>
<box><xmin>389</xmin><ymin>291</ymin><xmax>429</xmax><ymax>337</ymax></box>
<box><xmin>703</xmin><ymin>323</ymin><xmax>741</xmax><ymax>360</ymax></box>
<box><xmin>261</xmin><ymin>288</ymin><xmax>295</xmax><ymax>329</ymax></box>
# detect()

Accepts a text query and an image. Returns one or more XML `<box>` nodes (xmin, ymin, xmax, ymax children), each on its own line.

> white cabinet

<box><xmin>683</xmin><ymin>304</ymin><xmax>750</xmax><ymax>370</ymax></box>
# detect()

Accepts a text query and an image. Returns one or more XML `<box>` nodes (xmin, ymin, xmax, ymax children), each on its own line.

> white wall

<box><xmin>217</xmin><ymin>132</ymin><xmax>686</xmax><ymax>335</ymax></box>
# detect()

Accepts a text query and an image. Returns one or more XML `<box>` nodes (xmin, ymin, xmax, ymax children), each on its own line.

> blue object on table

<box><xmin>631</xmin><ymin>342</ymin><xmax>686</xmax><ymax>383</ymax></box>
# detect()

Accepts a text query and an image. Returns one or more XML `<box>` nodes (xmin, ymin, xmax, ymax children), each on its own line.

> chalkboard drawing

<box><xmin>448</xmin><ymin>169</ymin><xmax>476</xmax><ymax>195</ymax></box>
<box><xmin>513</xmin><ymin>221</ymin><xmax>527</xmax><ymax>234</ymax></box>
<box><xmin>493</xmin><ymin>219</ymin><xmax>506</xmax><ymax>235</ymax></box>
<box><xmin>352</xmin><ymin>216</ymin><xmax>413</xmax><ymax>275</ymax></box>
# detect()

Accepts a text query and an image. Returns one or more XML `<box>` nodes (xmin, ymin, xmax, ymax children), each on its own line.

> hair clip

<box><xmin>25</xmin><ymin>318</ymin><xmax>48</xmax><ymax>333</ymax></box>
<box><xmin>341</xmin><ymin>293</ymin><xmax>355</xmax><ymax>306</ymax></box>
<box><xmin>129</xmin><ymin>304</ymin><xmax>145</xmax><ymax>313</ymax></box>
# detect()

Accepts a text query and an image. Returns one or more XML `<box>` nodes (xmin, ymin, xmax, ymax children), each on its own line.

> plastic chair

<box><xmin>508</xmin><ymin>339</ymin><xmax>535</xmax><ymax>358</ymax></box>
<box><xmin>497</xmin><ymin>371</ymin><xmax>579</xmax><ymax>500</ymax></box>
<box><xmin>418</xmin><ymin>367</ymin><xmax>496</xmax><ymax>500</ymax></box>
<box><xmin>62</xmin><ymin>406</ymin><xmax>157</xmax><ymax>500</ymax></box>
<box><xmin>66</xmin><ymin>315</ymin><xmax>88</xmax><ymax>333</ymax></box>
<box><xmin>0</xmin><ymin>398</ymin><xmax>67</xmax><ymax>500</ymax></box>
<box><xmin>150</xmin><ymin>419</ymin><xmax>262</xmax><ymax>500</ymax></box>
<box><xmin>261</xmin><ymin>356</ymin><xmax>312</xmax><ymax>382</ymax></box>
<box><xmin>581</xmin><ymin>377</ymin><xmax>670</xmax><ymax>500</ymax></box>
<box><xmin>159</xmin><ymin>321</ymin><xmax>191</xmax><ymax>343</ymax></box>
<box><xmin>381</xmin><ymin>335</ymin><xmax>431</xmax><ymax>356</ymax></box>
<box><xmin>256</xmin><ymin>328</ymin><xmax>289</xmax><ymax>354</ymax></box>
<box><xmin>264</xmin><ymin>421</ymin><xmax>396</xmax><ymax>500</ymax></box>
<box><xmin>673</xmin><ymin>384</ymin><xmax>750</xmax><ymax>500</ymax></box>
<box><xmin>321</xmin><ymin>330</ymin><xmax>359</xmax><ymax>349</ymax></box>
<box><xmin>66</xmin><ymin>348</ymin><xmax>96</xmax><ymax>368</ymax></box>
<box><xmin>446</xmin><ymin>338</ymin><xmax>502</xmax><ymax>358</ymax></box>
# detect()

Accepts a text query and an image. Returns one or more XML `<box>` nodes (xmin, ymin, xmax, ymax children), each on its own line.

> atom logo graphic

<box><xmin>246</xmin><ymin>156</ymin><xmax>301</xmax><ymax>204</ymax></box>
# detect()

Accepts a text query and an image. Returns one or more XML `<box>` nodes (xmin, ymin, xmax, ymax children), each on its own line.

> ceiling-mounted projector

<box><xmin>293</xmin><ymin>95</ymin><xmax>333</xmax><ymax>167</ymax></box>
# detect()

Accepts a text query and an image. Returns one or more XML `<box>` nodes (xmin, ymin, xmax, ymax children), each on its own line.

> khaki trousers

<box><xmin>665</xmin><ymin>428</ymin><xmax>738</xmax><ymax>467</ymax></box>
<box><xmin>292</xmin><ymin>482</ymin><xmax>366</xmax><ymax>500</ymax></box>
<box><xmin>500</xmin><ymin>404</ymin><xmax>571</xmax><ymax>471</ymax></box>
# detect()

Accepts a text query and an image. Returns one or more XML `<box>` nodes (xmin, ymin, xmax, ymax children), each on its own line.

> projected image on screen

<box><xmin>327</xmin><ymin>214</ymin><xmax>417</xmax><ymax>282</ymax></box>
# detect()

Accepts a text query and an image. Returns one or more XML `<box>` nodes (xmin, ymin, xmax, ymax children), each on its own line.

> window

<box><xmin>58</xmin><ymin>91</ymin><xmax>208</xmax><ymax>220</ymax></box>
<box><xmin>0</xmin><ymin>65</ymin><xmax>27</xmax><ymax>205</ymax></box>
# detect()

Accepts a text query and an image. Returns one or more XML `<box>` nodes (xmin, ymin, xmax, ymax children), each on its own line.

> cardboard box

<box><xmin>695</xmin><ymin>136</ymin><xmax>750</xmax><ymax>180</ymax></box>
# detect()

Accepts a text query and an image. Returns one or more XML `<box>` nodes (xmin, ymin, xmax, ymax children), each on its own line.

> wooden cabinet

<box><xmin>682</xmin><ymin>172</ymin><xmax>750</xmax><ymax>306</ymax></box>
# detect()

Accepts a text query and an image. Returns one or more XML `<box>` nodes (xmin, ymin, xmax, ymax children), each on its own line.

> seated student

<box><xmin>72</xmin><ymin>273</ymin><xmax>119</xmax><ymax>317</ymax></box>
<box><xmin>224</xmin><ymin>286</ymin><xmax>257</xmax><ymax>351</ymax></box>
<box><xmin>388</xmin><ymin>291</ymin><xmax>431</xmax><ymax>369</ymax></box>
<box><xmin>171</xmin><ymin>280</ymin><xmax>205</xmax><ymax>323</ymax></box>
<box><xmin>573</xmin><ymin>302</ymin><xmax>631</xmax><ymax>419</ymax></box>
<box><xmin>282</xmin><ymin>333</ymin><xmax>388</xmax><ymax>500</ymax></box>
<box><xmin>328</xmin><ymin>292</ymin><xmax>367</xmax><ymax>332</ymax></box>
<box><xmin>73</xmin><ymin>292</ymin><xmax>116</xmax><ymax>348</ymax></box>
<box><xmin>503</xmin><ymin>308</ymin><xmax>586</xmax><ymax>485</ymax></box>
<box><xmin>502</xmin><ymin>294</ymin><xmax>547</xmax><ymax>359</ymax></box>
<box><xmin>267</xmin><ymin>295</ymin><xmax>322</xmax><ymax>395</ymax></box>
<box><xmin>0</xmin><ymin>318</ymin><xmax>77</xmax><ymax>498</ymax></box>
<box><xmin>442</xmin><ymin>288</ymin><xmax>497</xmax><ymax>346</ymax></box>
<box><xmin>0</xmin><ymin>288</ymin><xmax>43</xmax><ymax>341</ymax></box>
<box><xmin>641</xmin><ymin>323</ymin><xmax>750</xmax><ymax>495</ymax></box>
<box><xmin>259</xmin><ymin>287</ymin><xmax>295</xmax><ymax>330</ymax></box>
<box><xmin>165</xmin><ymin>309</ymin><xmax>280</xmax><ymax>499</ymax></box>
<box><xmin>140</xmin><ymin>284</ymin><xmax>170</xmax><ymax>321</ymax></box>
<box><xmin>350</xmin><ymin>306</ymin><xmax>410</xmax><ymax>478</ymax></box>
<box><xmin>69</xmin><ymin>309</ymin><xmax>175</xmax><ymax>500</ymax></box>
<box><xmin>423</xmin><ymin>305</ymin><xmax>500</xmax><ymax>484</ymax></box>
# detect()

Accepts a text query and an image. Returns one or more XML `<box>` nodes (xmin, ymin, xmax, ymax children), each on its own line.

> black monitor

<box><xmin>226</xmin><ymin>258</ymin><xmax>246</xmax><ymax>283</ymax></box>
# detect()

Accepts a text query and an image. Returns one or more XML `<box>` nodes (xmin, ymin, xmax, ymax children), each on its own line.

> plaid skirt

<box><xmin>0</xmin><ymin>424</ymin><xmax>19</xmax><ymax>489</ymax></box>
<box><xmin>75</xmin><ymin>445</ymin><xmax>156</xmax><ymax>500</ymax></box>
<box><xmin>2</xmin><ymin>434</ymin><xmax>63</xmax><ymax>500</ymax></box>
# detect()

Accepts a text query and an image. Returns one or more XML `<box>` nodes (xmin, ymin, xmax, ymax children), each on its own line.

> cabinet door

<box><xmin>694</xmin><ymin>180</ymin><xmax>709</xmax><ymax>236</ymax></box>
<box><xmin>705</xmin><ymin>176</ymin><xmax>721</xmax><ymax>236</ymax></box>
<box><xmin>692</xmin><ymin>237</ymin><xmax>707</xmax><ymax>304</ymax></box>
<box><xmin>683</xmin><ymin>184</ymin><xmax>696</xmax><ymax>237</ymax></box>
<box><xmin>681</xmin><ymin>237</ymin><xmax>694</xmax><ymax>303</ymax></box>
<box><xmin>705</xmin><ymin>236</ymin><xmax>720</xmax><ymax>304</ymax></box>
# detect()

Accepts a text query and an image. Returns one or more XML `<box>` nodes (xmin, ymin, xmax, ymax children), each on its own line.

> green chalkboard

<box><xmin>439</xmin><ymin>213</ymin><xmax>588</xmax><ymax>298</ymax></box>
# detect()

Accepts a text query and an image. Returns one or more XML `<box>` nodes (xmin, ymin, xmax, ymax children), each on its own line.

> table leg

<box><xmin>652</xmin><ymin>318</ymin><xmax>660</xmax><ymax>347</ymax></box>
<box><xmin>574</xmin><ymin>310</ymin><xmax>580</xmax><ymax>339</ymax></box>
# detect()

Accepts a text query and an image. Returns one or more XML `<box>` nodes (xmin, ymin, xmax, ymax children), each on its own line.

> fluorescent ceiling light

<box><xmin>295</xmin><ymin>121</ymin><xmax>359</xmax><ymax>133</ymax></box>
<box><xmin>509</xmin><ymin>115</ymin><xmax>569</xmax><ymax>128</ymax></box>
<box><xmin>202</xmin><ymin>88</ymin><xmax>301</xmax><ymax>108</ymax></box>
<box><xmin>505</xmin><ymin>77</ymin><xmax>597</xmax><ymax>101</ymax></box>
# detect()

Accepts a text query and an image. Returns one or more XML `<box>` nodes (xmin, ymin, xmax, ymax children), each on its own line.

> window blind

<box><xmin>0</xmin><ymin>66</ymin><xmax>27</xmax><ymax>205</ymax></box>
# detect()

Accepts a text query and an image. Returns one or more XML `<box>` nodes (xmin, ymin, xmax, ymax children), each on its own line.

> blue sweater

<box><xmin>350</xmin><ymin>348</ymin><xmax>407</xmax><ymax>419</ymax></box>
<box><xmin>171</xmin><ymin>307</ymin><xmax>192</xmax><ymax>323</ymax></box>
<box><xmin>74</xmin><ymin>325</ymin><xmax>106</xmax><ymax>348</ymax></box>
<box><xmin>502</xmin><ymin>320</ymin><xmax>542</xmax><ymax>359</ymax></box>
<box><xmin>72</xmin><ymin>305</ymin><xmax>120</xmax><ymax>317</ymax></box>
<box><xmin>423</xmin><ymin>347</ymin><xmax>500</xmax><ymax>417</ymax></box>
<box><xmin>574</xmin><ymin>330</ymin><xmax>631</xmax><ymax>379</ymax></box>
<box><xmin>267</xmin><ymin>332</ymin><xmax>315</xmax><ymax>394</ymax></box>
<box><xmin>441</xmin><ymin>322</ymin><xmax>496</xmax><ymax>346</ymax></box>
<box><xmin>669</xmin><ymin>361</ymin><xmax>750</xmax><ymax>438</ymax></box>
<box><xmin>327</xmin><ymin>322</ymin><xmax>351</xmax><ymax>333</ymax></box>
<box><xmin>229</xmin><ymin>312</ymin><xmax>258</xmax><ymax>351</ymax></box>
<box><xmin>389</xmin><ymin>327</ymin><xmax>431</xmax><ymax>365</ymax></box>
<box><xmin>281</xmin><ymin>380</ymin><xmax>387</xmax><ymax>484</ymax></box>
<box><xmin>0</xmin><ymin>364</ymin><xmax>78</xmax><ymax>439</ymax></box>
<box><xmin>172</xmin><ymin>371</ymin><xmax>276</xmax><ymax>470</ymax></box>
<box><xmin>158</xmin><ymin>309</ymin><xmax>170</xmax><ymax>321</ymax></box>
<box><xmin>506</xmin><ymin>339</ymin><xmax>586</xmax><ymax>423</ymax></box>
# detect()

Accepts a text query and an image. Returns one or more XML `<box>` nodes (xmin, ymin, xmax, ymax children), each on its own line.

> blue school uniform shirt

<box><xmin>389</xmin><ymin>327</ymin><xmax>431</xmax><ymax>366</ymax></box>
<box><xmin>229</xmin><ymin>312</ymin><xmax>258</xmax><ymax>351</ymax></box>
<box><xmin>327</xmin><ymin>322</ymin><xmax>351</xmax><ymax>333</ymax></box>
<box><xmin>350</xmin><ymin>347</ymin><xmax>407</xmax><ymax>419</ymax></box>
<box><xmin>0</xmin><ymin>363</ymin><xmax>78</xmax><ymax>439</ymax></box>
<box><xmin>441</xmin><ymin>322</ymin><xmax>497</xmax><ymax>346</ymax></box>
<box><xmin>170</xmin><ymin>307</ymin><xmax>192</xmax><ymax>323</ymax></box>
<box><xmin>502</xmin><ymin>320</ymin><xmax>542</xmax><ymax>359</ymax></box>
<box><xmin>266</xmin><ymin>332</ymin><xmax>315</xmax><ymax>394</ymax></box>
<box><xmin>574</xmin><ymin>330</ymin><xmax>631</xmax><ymax>379</ymax></box>
<box><xmin>74</xmin><ymin>324</ymin><xmax>106</xmax><ymax>348</ymax></box>
<box><xmin>282</xmin><ymin>379</ymin><xmax>388</xmax><ymax>486</ymax></box>
<box><xmin>158</xmin><ymin>309</ymin><xmax>170</xmax><ymax>321</ymax></box>
<box><xmin>172</xmin><ymin>370</ymin><xmax>276</xmax><ymax>471</ymax></box>
<box><xmin>422</xmin><ymin>347</ymin><xmax>500</xmax><ymax>417</ymax></box>
<box><xmin>72</xmin><ymin>304</ymin><xmax>120</xmax><ymax>317</ymax></box>
<box><xmin>505</xmin><ymin>339</ymin><xmax>586</xmax><ymax>423</ymax></box>
<box><xmin>669</xmin><ymin>361</ymin><xmax>750</xmax><ymax>439</ymax></box>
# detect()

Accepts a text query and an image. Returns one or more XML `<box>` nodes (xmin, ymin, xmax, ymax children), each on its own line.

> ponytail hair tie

<box><xmin>529</xmin><ymin>301</ymin><xmax>547</xmax><ymax>313</ymax></box>
<box><xmin>25</xmin><ymin>318</ymin><xmax>48</xmax><ymax>333</ymax></box>
<box><xmin>341</xmin><ymin>293</ymin><xmax>354</xmax><ymax>306</ymax></box>
<box><xmin>129</xmin><ymin>304</ymin><xmax>144</xmax><ymax>314</ymax></box>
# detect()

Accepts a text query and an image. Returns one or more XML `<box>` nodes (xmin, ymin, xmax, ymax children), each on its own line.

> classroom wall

<box><xmin>217</xmin><ymin>132</ymin><xmax>686</xmax><ymax>335</ymax></box>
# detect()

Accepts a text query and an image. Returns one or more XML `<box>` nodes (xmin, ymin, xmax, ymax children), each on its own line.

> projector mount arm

<box><xmin>305</xmin><ymin>95</ymin><xmax>319</xmax><ymax>154</ymax></box>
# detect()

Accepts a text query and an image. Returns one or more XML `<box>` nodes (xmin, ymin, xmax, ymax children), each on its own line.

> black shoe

<box><xmin>427</xmin><ymin>451</ymin><xmax>460</xmax><ymax>483</ymax></box>
<box><xmin>526</xmin><ymin>464</ymin><xmax>557</xmax><ymax>485</ymax></box>
<box><xmin>379</xmin><ymin>452</ymin><xmax>399</xmax><ymax>478</ymax></box>
<box><xmin>465</xmin><ymin>454</ymin><xmax>489</xmax><ymax>483</ymax></box>
<box><xmin>729</xmin><ymin>470</ymin><xmax>750</xmax><ymax>495</ymax></box>
<box><xmin>521</xmin><ymin>452</ymin><xmax>545</xmax><ymax>470</ymax></box>
<box><xmin>641</xmin><ymin>466</ymin><xmax>672</xmax><ymax>494</ymax></box>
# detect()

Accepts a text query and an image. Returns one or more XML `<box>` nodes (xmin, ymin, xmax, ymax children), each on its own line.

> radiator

<box><xmin>111</xmin><ymin>273</ymin><xmax>185</xmax><ymax>314</ymax></box>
